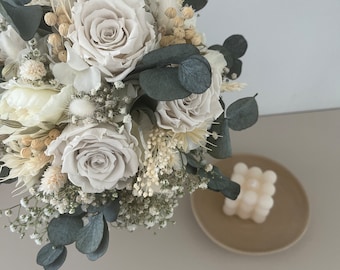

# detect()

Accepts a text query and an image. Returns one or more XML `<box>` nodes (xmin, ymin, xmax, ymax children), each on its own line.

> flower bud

<box><xmin>44</xmin><ymin>12</ymin><xmax>58</xmax><ymax>26</ymax></box>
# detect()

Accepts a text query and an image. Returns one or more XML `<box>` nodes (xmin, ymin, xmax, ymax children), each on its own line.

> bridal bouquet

<box><xmin>0</xmin><ymin>0</ymin><xmax>258</xmax><ymax>268</ymax></box>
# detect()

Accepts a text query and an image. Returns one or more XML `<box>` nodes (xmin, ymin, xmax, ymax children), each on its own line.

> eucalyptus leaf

<box><xmin>209</xmin><ymin>44</ymin><xmax>234</xmax><ymax>69</ymax></box>
<box><xmin>139</xmin><ymin>44</ymin><xmax>200</xmax><ymax>68</ymax></box>
<box><xmin>76</xmin><ymin>213</ymin><xmax>105</xmax><ymax>254</ymax></box>
<box><xmin>87</xmin><ymin>221</ymin><xmax>109</xmax><ymax>261</ymax></box>
<box><xmin>103</xmin><ymin>198</ymin><xmax>120</xmax><ymax>222</ymax></box>
<box><xmin>47</xmin><ymin>215</ymin><xmax>83</xmax><ymax>246</ymax></box>
<box><xmin>183</xmin><ymin>0</ymin><xmax>208</xmax><ymax>10</ymax></box>
<box><xmin>140</xmin><ymin>67</ymin><xmax>191</xmax><ymax>101</ymax></box>
<box><xmin>36</xmin><ymin>243</ymin><xmax>65</xmax><ymax>267</ymax></box>
<box><xmin>226</xmin><ymin>95</ymin><xmax>258</xmax><ymax>131</ymax></box>
<box><xmin>200</xmin><ymin>166</ymin><xmax>240</xmax><ymax>200</ymax></box>
<box><xmin>44</xmin><ymin>247</ymin><xmax>67</xmax><ymax>270</ymax></box>
<box><xmin>6</xmin><ymin>0</ymin><xmax>31</xmax><ymax>6</ymax></box>
<box><xmin>178</xmin><ymin>55</ymin><xmax>211</xmax><ymax>94</ymax></box>
<box><xmin>223</xmin><ymin>35</ymin><xmax>248</xmax><ymax>58</ymax></box>
<box><xmin>0</xmin><ymin>1</ymin><xmax>43</xmax><ymax>41</ymax></box>
<box><xmin>207</xmin><ymin>113</ymin><xmax>232</xmax><ymax>159</ymax></box>
<box><xmin>227</xmin><ymin>58</ymin><xmax>242</xmax><ymax>80</ymax></box>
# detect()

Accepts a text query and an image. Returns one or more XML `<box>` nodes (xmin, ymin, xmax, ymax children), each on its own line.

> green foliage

<box><xmin>209</xmin><ymin>35</ymin><xmax>248</xmax><ymax>79</ymax></box>
<box><xmin>178</xmin><ymin>55</ymin><xmax>211</xmax><ymax>94</ymax></box>
<box><xmin>223</xmin><ymin>35</ymin><xmax>248</xmax><ymax>59</ymax></box>
<box><xmin>199</xmin><ymin>166</ymin><xmax>240</xmax><ymax>200</ymax></box>
<box><xmin>207</xmin><ymin>106</ymin><xmax>232</xmax><ymax>159</ymax></box>
<box><xmin>102</xmin><ymin>198</ymin><xmax>120</xmax><ymax>222</ymax></box>
<box><xmin>226</xmin><ymin>94</ymin><xmax>259</xmax><ymax>131</ymax></box>
<box><xmin>36</xmin><ymin>243</ymin><xmax>67</xmax><ymax>270</ymax></box>
<box><xmin>140</xmin><ymin>68</ymin><xmax>191</xmax><ymax>100</ymax></box>
<box><xmin>183</xmin><ymin>0</ymin><xmax>208</xmax><ymax>10</ymax></box>
<box><xmin>138</xmin><ymin>44</ymin><xmax>212</xmax><ymax>101</ymax></box>
<box><xmin>47</xmin><ymin>215</ymin><xmax>83</xmax><ymax>246</ymax></box>
<box><xmin>139</xmin><ymin>43</ymin><xmax>200</xmax><ymax>68</ymax></box>
<box><xmin>0</xmin><ymin>0</ymin><xmax>43</xmax><ymax>40</ymax></box>
<box><xmin>76</xmin><ymin>213</ymin><xmax>105</xmax><ymax>254</ymax></box>
<box><xmin>86</xmin><ymin>221</ymin><xmax>110</xmax><ymax>261</ymax></box>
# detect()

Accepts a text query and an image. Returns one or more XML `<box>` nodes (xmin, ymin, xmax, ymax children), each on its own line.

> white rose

<box><xmin>68</xmin><ymin>0</ymin><xmax>156</xmax><ymax>82</ymax></box>
<box><xmin>46</xmin><ymin>123</ymin><xmax>140</xmax><ymax>193</ymax></box>
<box><xmin>0</xmin><ymin>81</ymin><xmax>74</xmax><ymax>127</ymax></box>
<box><xmin>155</xmin><ymin>51</ymin><xmax>226</xmax><ymax>134</ymax></box>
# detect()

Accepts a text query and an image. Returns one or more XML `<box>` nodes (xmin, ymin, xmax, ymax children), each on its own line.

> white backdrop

<box><xmin>197</xmin><ymin>0</ymin><xmax>340</xmax><ymax>115</ymax></box>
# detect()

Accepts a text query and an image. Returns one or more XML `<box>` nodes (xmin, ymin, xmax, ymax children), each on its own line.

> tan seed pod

<box><xmin>47</xmin><ymin>33</ymin><xmax>62</xmax><ymax>48</ymax></box>
<box><xmin>58</xmin><ymin>23</ymin><xmax>69</xmax><ymax>37</ymax></box>
<box><xmin>48</xmin><ymin>129</ymin><xmax>61</xmax><ymax>140</ymax></box>
<box><xmin>21</xmin><ymin>136</ymin><xmax>32</xmax><ymax>147</ymax></box>
<box><xmin>172</xmin><ymin>16</ymin><xmax>184</xmax><ymax>27</ymax></box>
<box><xmin>185</xmin><ymin>28</ymin><xmax>195</xmax><ymax>40</ymax></box>
<box><xmin>31</xmin><ymin>139</ymin><xmax>46</xmax><ymax>151</ymax></box>
<box><xmin>191</xmin><ymin>33</ymin><xmax>202</xmax><ymax>46</ymax></box>
<box><xmin>159</xmin><ymin>35</ymin><xmax>175</xmax><ymax>47</ymax></box>
<box><xmin>44</xmin><ymin>137</ymin><xmax>53</xmax><ymax>146</ymax></box>
<box><xmin>57</xmin><ymin>14</ymin><xmax>70</xmax><ymax>25</ymax></box>
<box><xmin>173</xmin><ymin>27</ymin><xmax>185</xmax><ymax>39</ymax></box>
<box><xmin>44</xmin><ymin>12</ymin><xmax>58</xmax><ymax>26</ymax></box>
<box><xmin>164</xmin><ymin>7</ymin><xmax>177</xmax><ymax>19</ymax></box>
<box><xmin>182</xmin><ymin>6</ymin><xmax>195</xmax><ymax>19</ymax></box>
<box><xmin>173</xmin><ymin>38</ymin><xmax>186</xmax><ymax>45</ymax></box>
<box><xmin>58</xmin><ymin>50</ymin><xmax>67</xmax><ymax>62</ymax></box>
<box><xmin>20</xmin><ymin>147</ymin><xmax>32</xmax><ymax>158</ymax></box>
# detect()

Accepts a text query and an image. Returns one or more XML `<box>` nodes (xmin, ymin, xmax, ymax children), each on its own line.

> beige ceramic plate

<box><xmin>191</xmin><ymin>154</ymin><xmax>310</xmax><ymax>255</ymax></box>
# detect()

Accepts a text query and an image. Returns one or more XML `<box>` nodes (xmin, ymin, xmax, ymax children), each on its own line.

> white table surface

<box><xmin>0</xmin><ymin>109</ymin><xmax>339</xmax><ymax>269</ymax></box>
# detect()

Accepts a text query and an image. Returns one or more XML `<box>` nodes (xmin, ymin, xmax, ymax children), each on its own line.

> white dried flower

<box><xmin>39</xmin><ymin>166</ymin><xmax>67</xmax><ymax>195</ymax></box>
<box><xmin>19</xmin><ymin>59</ymin><xmax>47</xmax><ymax>81</ymax></box>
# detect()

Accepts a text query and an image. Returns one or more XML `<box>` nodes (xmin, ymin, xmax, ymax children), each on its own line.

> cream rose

<box><xmin>0</xmin><ymin>82</ymin><xmax>73</xmax><ymax>127</ymax></box>
<box><xmin>46</xmin><ymin>123</ymin><xmax>140</xmax><ymax>193</ymax></box>
<box><xmin>68</xmin><ymin>0</ymin><xmax>156</xmax><ymax>82</ymax></box>
<box><xmin>155</xmin><ymin>50</ymin><xmax>226</xmax><ymax>133</ymax></box>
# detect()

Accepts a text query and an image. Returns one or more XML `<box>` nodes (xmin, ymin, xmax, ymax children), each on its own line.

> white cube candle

<box><xmin>222</xmin><ymin>162</ymin><xmax>277</xmax><ymax>223</ymax></box>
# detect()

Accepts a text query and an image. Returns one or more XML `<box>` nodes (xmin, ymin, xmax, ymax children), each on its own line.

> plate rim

<box><xmin>190</xmin><ymin>153</ymin><xmax>310</xmax><ymax>255</ymax></box>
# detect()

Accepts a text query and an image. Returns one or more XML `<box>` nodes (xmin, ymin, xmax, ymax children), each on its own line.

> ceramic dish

<box><xmin>191</xmin><ymin>154</ymin><xmax>310</xmax><ymax>255</ymax></box>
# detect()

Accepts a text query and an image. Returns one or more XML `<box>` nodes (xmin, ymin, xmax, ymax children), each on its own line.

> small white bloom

<box><xmin>69</xmin><ymin>98</ymin><xmax>96</xmax><ymax>118</ymax></box>
<box><xmin>39</xmin><ymin>166</ymin><xmax>68</xmax><ymax>195</ymax></box>
<box><xmin>19</xmin><ymin>60</ymin><xmax>47</xmax><ymax>81</ymax></box>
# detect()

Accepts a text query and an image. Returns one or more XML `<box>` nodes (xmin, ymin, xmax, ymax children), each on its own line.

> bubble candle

<box><xmin>223</xmin><ymin>162</ymin><xmax>277</xmax><ymax>223</ymax></box>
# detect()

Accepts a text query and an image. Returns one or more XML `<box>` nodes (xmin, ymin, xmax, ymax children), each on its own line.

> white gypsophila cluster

<box><xmin>69</xmin><ymin>83</ymin><xmax>136</xmax><ymax>125</ymax></box>
<box><xmin>133</xmin><ymin>128</ymin><xmax>182</xmax><ymax>198</ymax></box>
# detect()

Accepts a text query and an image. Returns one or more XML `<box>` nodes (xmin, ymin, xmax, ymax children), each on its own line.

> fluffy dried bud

<box><xmin>173</xmin><ymin>27</ymin><xmax>185</xmax><ymax>39</ymax></box>
<box><xmin>191</xmin><ymin>33</ymin><xmax>202</xmax><ymax>46</ymax></box>
<box><xmin>172</xmin><ymin>16</ymin><xmax>184</xmax><ymax>27</ymax></box>
<box><xmin>47</xmin><ymin>33</ymin><xmax>62</xmax><ymax>48</ymax></box>
<box><xmin>44</xmin><ymin>12</ymin><xmax>58</xmax><ymax>26</ymax></box>
<box><xmin>185</xmin><ymin>28</ymin><xmax>195</xmax><ymax>39</ymax></box>
<box><xmin>159</xmin><ymin>35</ymin><xmax>175</xmax><ymax>47</ymax></box>
<box><xmin>182</xmin><ymin>6</ymin><xmax>195</xmax><ymax>19</ymax></box>
<box><xmin>58</xmin><ymin>50</ymin><xmax>67</xmax><ymax>62</ymax></box>
<box><xmin>164</xmin><ymin>7</ymin><xmax>177</xmax><ymax>19</ymax></box>
<box><xmin>48</xmin><ymin>129</ymin><xmax>61</xmax><ymax>140</ymax></box>
<box><xmin>173</xmin><ymin>38</ymin><xmax>186</xmax><ymax>45</ymax></box>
